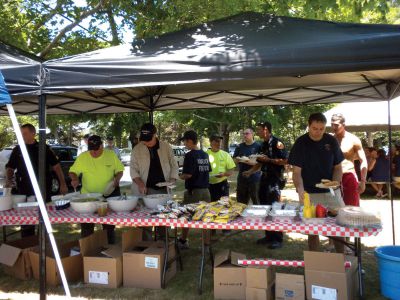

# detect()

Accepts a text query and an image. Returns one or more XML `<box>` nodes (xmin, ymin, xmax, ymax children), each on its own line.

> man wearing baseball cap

<box><xmin>130</xmin><ymin>123</ymin><xmax>179</xmax><ymax>196</ymax></box>
<box><xmin>207</xmin><ymin>134</ymin><xmax>235</xmax><ymax>201</ymax></box>
<box><xmin>178</xmin><ymin>130</ymin><xmax>211</xmax><ymax>249</ymax></box>
<box><xmin>130</xmin><ymin>123</ymin><xmax>179</xmax><ymax>240</ymax></box>
<box><xmin>69</xmin><ymin>135</ymin><xmax>124</xmax><ymax>244</ymax></box>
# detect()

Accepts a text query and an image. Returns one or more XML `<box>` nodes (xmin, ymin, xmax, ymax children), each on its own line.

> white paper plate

<box><xmin>315</xmin><ymin>183</ymin><xmax>339</xmax><ymax>189</ymax></box>
<box><xmin>155</xmin><ymin>182</ymin><xmax>175</xmax><ymax>187</ymax></box>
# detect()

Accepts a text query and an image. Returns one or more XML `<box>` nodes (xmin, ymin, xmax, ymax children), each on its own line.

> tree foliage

<box><xmin>1</xmin><ymin>0</ymin><xmax>399</xmax><ymax>149</ymax></box>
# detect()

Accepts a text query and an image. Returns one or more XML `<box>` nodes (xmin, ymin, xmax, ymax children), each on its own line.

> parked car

<box><xmin>120</xmin><ymin>148</ymin><xmax>132</xmax><ymax>166</ymax></box>
<box><xmin>229</xmin><ymin>144</ymin><xmax>239</xmax><ymax>157</ymax></box>
<box><xmin>0</xmin><ymin>147</ymin><xmax>13</xmax><ymax>178</ymax></box>
<box><xmin>172</xmin><ymin>146</ymin><xmax>185</xmax><ymax>169</ymax></box>
<box><xmin>50</xmin><ymin>145</ymin><xmax>78</xmax><ymax>194</ymax></box>
<box><xmin>0</xmin><ymin>144</ymin><xmax>78</xmax><ymax>195</ymax></box>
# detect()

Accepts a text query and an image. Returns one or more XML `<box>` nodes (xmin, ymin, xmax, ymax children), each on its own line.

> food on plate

<box><xmin>315</xmin><ymin>180</ymin><xmax>340</xmax><ymax>189</ymax></box>
<box><xmin>324</xmin><ymin>180</ymin><xmax>339</xmax><ymax>186</ymax></box>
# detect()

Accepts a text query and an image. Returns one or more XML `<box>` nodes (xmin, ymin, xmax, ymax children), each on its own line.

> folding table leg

<box><xmin>173</xmin><ymin>227</ymin><xmax>183</xmax><ymax>271</ymax></box>
<box><xmin>198</xmin><ymin>229</ymin><xmax>207</xmax><ymax>295</ymax></box>
<box><xmin>355</xmin><ymin>237</ymin><xmax>364</xmax><ymax>299</ymax></box>
<box><xmin>161</xmin><ymin>227</ymin><xmax>169</xmax><ymax>289</ymax></box>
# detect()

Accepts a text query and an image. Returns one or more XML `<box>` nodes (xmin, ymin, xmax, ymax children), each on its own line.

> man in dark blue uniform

<box><xmin>244</xmin><ymin>121</ymin><xmax>288</xmax><ymax>249</ymax></box>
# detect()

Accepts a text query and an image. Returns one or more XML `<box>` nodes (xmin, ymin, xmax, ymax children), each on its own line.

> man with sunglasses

<box><xmin>233</xmin><ymin>128</ymin><xmax>262</xmax><ymax>205</ymax></box>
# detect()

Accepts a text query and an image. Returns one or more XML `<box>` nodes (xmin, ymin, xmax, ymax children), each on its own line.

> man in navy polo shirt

<box><xmin>233</xmin><ymin>128</ymin><xmax>262</xmax><ymax>204</ymax></box>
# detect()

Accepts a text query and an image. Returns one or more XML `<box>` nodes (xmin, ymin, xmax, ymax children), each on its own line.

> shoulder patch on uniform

<box><xmin>277</xmin><ymin>141</ymin><xmax>284</xmax><ymax>149</ymax></box>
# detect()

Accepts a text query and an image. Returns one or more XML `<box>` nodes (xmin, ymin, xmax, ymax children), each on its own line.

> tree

<box><xmin>1</xmin><ymin>0</ymin><xmax>399</xmax><ymax>148</ymax></box>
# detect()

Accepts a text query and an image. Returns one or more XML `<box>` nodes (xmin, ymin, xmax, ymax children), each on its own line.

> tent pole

<box><xmin>387</xmin><ymin>98</ymin><xmax>395</xmax><ymax>245</ymax></box>
<box><xmin>149</xmin><ymin>95</ymin><xmax>154</xmax><ymax>124</ymax></box>
<box><xmin>38</xmin><ymin>94</ymin><xmax>47</xmax><ymax>300</ymax></box>
<box><xmin>149</xmin><ymin>111</ymin><xmax>154</xmax><ymax>124</ymax></box>
<box><xmin>6</xmin><ymin>103</ymin><xmax>71</xmax><ymax>297</ymax></box>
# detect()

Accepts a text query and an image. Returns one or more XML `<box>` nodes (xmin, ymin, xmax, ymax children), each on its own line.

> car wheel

<box><xmin>51</xmin><ymin>176</ymin><xmax>60</xmax><ymax>195</ymax></box>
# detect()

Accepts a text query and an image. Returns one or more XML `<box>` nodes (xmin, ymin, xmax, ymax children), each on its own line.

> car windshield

<box><xmin>120</xmin><ymin>148</ymin><xmax>131</xmax><ymax>155</ymax></box>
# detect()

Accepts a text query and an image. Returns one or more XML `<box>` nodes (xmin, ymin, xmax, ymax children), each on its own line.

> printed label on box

<box><xmin>312</xmin><ymin>285</ymin><xmax>337</xmax><ymax>300</ymax></box>
<box><xmin>88</xmin><ymin>271</ymin><xmax>109</xmax><ymax>285</ymax></box>
<box><xmin>284</xmin><ymin>289</ymin><xmax>295</xmax><ymax>297</ymax></box>
<box><xmin>145</xmin><ymin>256</ymin><xmax>159</xmax><ymax>269</ymax></box>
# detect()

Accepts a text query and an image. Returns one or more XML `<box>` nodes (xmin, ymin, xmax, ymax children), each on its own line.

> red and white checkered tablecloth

<box><xmin>0</xmin><ymin>207</ymin><xmax>381</xmax><ymax>238</ymax></box>
<box><xmin>237</xmin><ymin>259</ymin><xmax>352</xmax><ymax>268</ymax></box>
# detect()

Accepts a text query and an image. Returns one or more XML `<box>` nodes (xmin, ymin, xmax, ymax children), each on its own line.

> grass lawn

<box><xmin>0</xmin><ymin>174</ymin><xmax>389</xmax><ymax>299</ymax></box>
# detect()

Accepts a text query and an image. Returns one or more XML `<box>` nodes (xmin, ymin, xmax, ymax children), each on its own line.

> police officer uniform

<box><xmin>258</xmin><ymin>135</ymin><xmax>288</xmax><ymax>248</ymax></box>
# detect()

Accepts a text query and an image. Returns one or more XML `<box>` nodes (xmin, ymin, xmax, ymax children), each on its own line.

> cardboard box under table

<box><xmin>123</xmin><ymin>238</ymin><xmax>177</xmax><ymax>289</ymax></box>
<box><xmin>245</xmin><ymin>266</ymin><xmax>275</xmax><ymax>300</ymax></box>
<box><xmin>245</xmin><ymin>282</ymin><xmax>274</xmax><ymax>300</ymax></box>
<box><xmin>29</xmin><ymin>240</ymin><xmax>82</xmax><ymax>286</ymax></box>
<box><xmin>79</xmin><ymin>228</ymin><xmax>142</xmax><ymax>288</ymax></box>
<box><xmin>0</xmin><ymin>235</ymin><xmax>38</xmax><ymax>280</ymax></box>
<box><xmin>304</xmin><ymin>251</ymin><xmax>358</xmax><ymax>300</ymax></box>
<box><xmin>275</xmin><ymin>273</ymin><xmax>305</xmax><ymax>300</ymax></box>
<box><xmin>214</xmin><ymin>250</ymin><xmax>247</xmax><ymax>300</ymax></box>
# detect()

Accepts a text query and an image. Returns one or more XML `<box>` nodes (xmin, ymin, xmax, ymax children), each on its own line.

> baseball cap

<box><xmin>257</xmin><ymin>121</ymin><xmax>272</xmax><ymax>133</ymax></box>
<box><xmin>209</xmin><ymin>133</ymin><xmax>223</xmax><ymax>142</ymax></box>
<box><xmin>331</xmin><ymin>113</ymin><xmax>345</xmax><ymax>124</ymax></box>
<box><xmin>88</xmin><ymin>135</ymin><xmax>103</xmax><ymax>150</ymax></box>
<box><xmin>180</xmin><ymin>130</ymin><xmax>197</xmax><ymax>142</ymax></box>
<box><xmin>139</xmin><ymin>123</ymin><xmax>157</xmax><ymax>141</ymax></box>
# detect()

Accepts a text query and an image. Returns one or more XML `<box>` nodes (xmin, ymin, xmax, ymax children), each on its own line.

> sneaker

<box><xmin>268</xmin><ymin>241</ymin><xmax>283</xmax><ymax>249</ymax></box>
<box><xmin>381</xmin><ymin>193</ymin><xmax>388</xmax><ymax>198</ymax></box>
<box><xmin>256</xmin><ymin>237</ymin><xmax>272</xmax><ymax>245</ymax></box>
<box><xmin>177</xmin><ymin>238</ymin><xmax>189</xmax><ymax>250</ymax></box>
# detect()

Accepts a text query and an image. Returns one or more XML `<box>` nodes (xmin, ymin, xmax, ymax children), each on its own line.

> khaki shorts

<box><xmin>184</xmin><ymin>188</ymin><xmax>211</xmax><ymax>204</ymax></box>
<box><xmin>309</xmin><ymin>189</ymin><xmax>345</xmax><ymax>210</ymax></box>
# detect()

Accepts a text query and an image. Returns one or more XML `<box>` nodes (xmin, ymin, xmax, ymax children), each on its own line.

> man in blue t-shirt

<box><xmin>233</xmin><ymin>128</ymin><xmax>262</xmax><ymax>204</ymax></box>
<box><xmin>179</xmin><ymin>130</ymin><xmax>211</xmax><ymax>249</ymax></box>
<box><xmin>288</xmin><ymin>112</ymin><xmax>345</xmax><ymax>252</ymax></box>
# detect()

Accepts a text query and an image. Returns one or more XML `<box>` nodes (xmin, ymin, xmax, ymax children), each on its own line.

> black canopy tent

<box><xmin>1</xmin><ymin>12</ymin><xmax>400</xmax><ymax>299</ymax></box>
<box><xmin>0</xmin><ymin>42</ymin><xmax>42</xmax><ymax>97</ymax></box>
<box><xmin>2</xmin><ymin>12</ymin><xmax>400</xmax><ymax>115</ymax></box>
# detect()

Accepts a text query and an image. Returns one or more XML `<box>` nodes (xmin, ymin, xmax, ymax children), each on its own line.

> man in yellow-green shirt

<box><xmin>69</xmin><ymin>135</ymin><xmax>124</xmax><ymax>243</ymax></box>
<box><xmin>207</xmin><ymin>134</ymin><xmax>236</xmax><ymax>201</ymax></box>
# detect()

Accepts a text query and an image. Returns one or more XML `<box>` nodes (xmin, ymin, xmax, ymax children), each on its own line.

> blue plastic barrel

<box><xmin>375</xmin><ymin>246</ymin><xmax>400</xmax><ymax>299</ymax></box>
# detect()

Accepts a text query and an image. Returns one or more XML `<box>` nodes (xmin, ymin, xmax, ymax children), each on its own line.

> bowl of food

<box><xmin>70</xmin><ymin>195</ymin><xmax>101</xmax><ymax>214</ymax></box>
<box><xmin>107</xmin><ymin>195</ymin><xmax>139</xmax><ymax>212</ymax></box>
<box><xmin>12</xmin><ymin>195</ymin><xmax>27</xmax><ymax>204</ymax></box>
<box><xmin>142</xmin><ymin>194</ymin><xmax>170</xmax><ymax>209</ymax></box>
<box><xmin>0</xmin><ymin>195</ymin><xmax>13</xmax><ymax>211</ymax></box>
